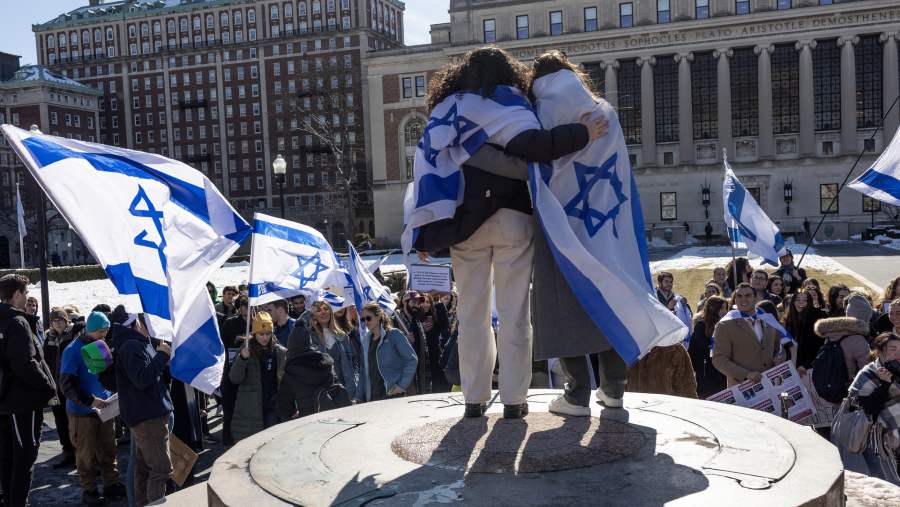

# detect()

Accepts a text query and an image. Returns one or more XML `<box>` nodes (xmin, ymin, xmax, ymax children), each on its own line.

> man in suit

<box><xmin>712</xmin><ymin>283</ymin><xmax>780</xmax><ymax>387</ymax></box>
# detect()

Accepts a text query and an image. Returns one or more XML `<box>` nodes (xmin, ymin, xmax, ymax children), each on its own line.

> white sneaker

<box><xmin>595</xmin><ymin>389</ymin><xmax>624</xmax><ymax>408</ymax></box>
<box><xmin>548</xmin><ymin>395</ymin><xmax>591</xmax><ymax>417</ymax></box>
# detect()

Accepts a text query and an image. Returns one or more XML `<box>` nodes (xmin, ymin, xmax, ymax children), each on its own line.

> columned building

<box><xmin>367</xmin><ymin>0</ymin><xmax>900</xmax><ymax>247</ymax></box>
<box><xmin>26</xmin><ymin>0</ymin><xmax>406</xmax><ymax>248</ymax></box>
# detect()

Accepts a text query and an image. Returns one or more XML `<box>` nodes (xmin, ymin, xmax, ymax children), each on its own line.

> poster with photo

<box><xmin>706</xmin><ymin>362</ymin><xmax>816</xmax><ymax>423</ymax></box>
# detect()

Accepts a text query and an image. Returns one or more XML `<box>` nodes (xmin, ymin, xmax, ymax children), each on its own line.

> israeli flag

<box><xmin>401</xmin><ymin>86</ymin><xmax>542</xmax><ymax>253</ymax></box>
<box><xmin>848</xmin><ymin>126</ymin><xmax>900</xmax><ymax>206</ymax></box>
<box><xmin>1</xmin><ymin>125</ymin><xmax>250</xmax><ymax>394</ymax></box>
<box><xmin>345</xmin><ymin>241</ymin><xmax>396</xmax><ymax>315</ymax></box>
<box><xmin>248</xmin><ymin>213</ymin><xmax>347</xmax><ymax>306</ymax></box>
<box><xmin>723</xmin><ymin>159</ymin><xmax>785</xmax><ymax>266</ymax></box>
<box><xmin>719</xmin><ymin>308</ymin><xmax>796</xmax><ymax>351</ymax></box>
<box><xmin>529</xmin><ymin>70</ymin><xmax>686</xmax><ymax>366</ymax></box>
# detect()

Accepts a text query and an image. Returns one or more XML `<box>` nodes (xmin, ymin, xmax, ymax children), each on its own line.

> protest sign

<box><xmin>408</xmin><ymin>263</ymin><xmax>452</xmax><ymax>293</ymax></box>
<box><xmin>707</xmin><ymin>362</ymin><xmax>816</xmax><ymax>423</ymax></box>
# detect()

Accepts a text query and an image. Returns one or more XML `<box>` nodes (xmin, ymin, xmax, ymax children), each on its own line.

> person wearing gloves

<box><xmin>229</xmin><ymin>312</ymin><xmax>287</xmax><ymax>441</ymax></box>
<box><xmin>59</xmin><ymin>311</ymin><xmax>125</xmax><ymax>505</ymax></box>
<box><xmin>115</xmin><ymin>313</ymin><xmax>173</xmax><ymax>507</ymax></box>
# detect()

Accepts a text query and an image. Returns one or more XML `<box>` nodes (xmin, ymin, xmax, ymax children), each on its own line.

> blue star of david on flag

<box><xmin>563</xmin><ymin>154</ymin><xmax>628</xmax><ymax>238</ymax></box>
<box><xmin>129</xmin><ymin>185</ymin><xmax>168</xmax><ymax>275</ymax></box>
<box><xmin>417</xmin><ymin>103</ymin><xmax>480</xmax><ymax>168</ymax></box>
<box><xmin>292</xmin><ymin>252</ymin><xmax>329</xmax><ymax>289</ymax></box>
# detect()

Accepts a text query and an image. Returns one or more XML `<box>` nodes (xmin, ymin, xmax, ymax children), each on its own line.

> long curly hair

<box><xmin>529</xmin><ymin>50</ymin><xmax>600</xmax><ymax>103</ymax></box>
<box><xmin>425</xmin><ymin>46</ymin><xmax>531</xmax><ymax>112</ymax></box>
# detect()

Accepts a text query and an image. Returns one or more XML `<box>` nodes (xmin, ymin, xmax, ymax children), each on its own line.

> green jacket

<box><xmin>228</xmin><ymin>344</ymin><xmax>287</xmax><ymax>442</ymax></box>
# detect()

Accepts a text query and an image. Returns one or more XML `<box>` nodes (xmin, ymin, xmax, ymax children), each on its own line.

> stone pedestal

<box><xmin>207</xmin><ymin>390</ymin><xmax>844</xmax><ymax>507</ymax></box>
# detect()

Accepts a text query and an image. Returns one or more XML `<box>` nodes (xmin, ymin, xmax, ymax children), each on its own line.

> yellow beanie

<box><xmin>252</xmin><ymin>311</ymin><xmax>274</xmax><ymax>335</ymax></box>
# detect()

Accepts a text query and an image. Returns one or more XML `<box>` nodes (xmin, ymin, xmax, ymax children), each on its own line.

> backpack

<box><xmin>811</xmin><ymin>335</ymin><xmax>852</xmax><ymax>404</ymax></box>
<box><xmin>315</xmin><ymin>384</ymin><xmax>351</xmax><ymax>413</ymax></box>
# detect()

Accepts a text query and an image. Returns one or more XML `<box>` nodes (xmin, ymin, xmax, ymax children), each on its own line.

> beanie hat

<box><xmin>252</xmin><ymin>311</ymin><xmax>274</xmax><ymax>335</ymax></box>
<box><xmin>85</xmin><ymin>311</ymin><xmax>111</xmax><ymax>333</ymax></box>
<box><xmin>110</xmin><ymin>305</ymin><xmax>129</xmax><ymax>325</ymax></box>
<box><xmin>81</xmin><ymin>340</ymin><xmax>113</xmax><ymax>375</ymax></box>
<box><xmin>845</xmin><ymin>293</ymin><xmax>873</xmax><ymax>324</ymax></box>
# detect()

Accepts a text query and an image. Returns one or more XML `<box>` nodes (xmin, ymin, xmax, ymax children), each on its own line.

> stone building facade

<box><xmin>0</xmin><ymin>65</ymin><xmax>100</xmax><ymax>267</ymax></box>
<box><xmin>366</xmin><ymin>0</ymin><xmax>900</xmax><ymax>247</ymax></box>
<box><xmin>27</xmin><ymin>0</ymin><xmax>405</xmax><ymax>248</ymax></box>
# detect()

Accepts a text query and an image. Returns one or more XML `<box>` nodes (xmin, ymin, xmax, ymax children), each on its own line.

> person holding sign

<box><xmin>712</xmin><ymin>283</ymin><xmax>781</xmax><ymax>387</ymax></box>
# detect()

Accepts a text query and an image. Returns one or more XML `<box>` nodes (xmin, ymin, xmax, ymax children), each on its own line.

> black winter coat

<box><xmin>114</xmin><ymin>325</ymin><xmax>173</xmax><ymax>428</ymax></box>
<box><xmin>276</xmin><ymin>351</ymin><xmax>335</xmax><ymax>421</ymax></box>
<box><xmin>0</xmin><ymin>303</ymin><xmax>57</xmax><ymax>413</ymax></box>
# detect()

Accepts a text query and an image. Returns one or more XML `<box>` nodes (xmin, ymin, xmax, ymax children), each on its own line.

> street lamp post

<box><xmin>272</xmin><ymin>154</ymin><xmax>287</xmax><ymax>218</ymax></box>
<box><xmin>700</xmin><ymin>182</ymin><xmax>711</xmax><ymax>219</ymax></box>
<box><xmin>783</xmin><ymin>181</ymin><xmax>793</xmax><ymax>216</ymax></box>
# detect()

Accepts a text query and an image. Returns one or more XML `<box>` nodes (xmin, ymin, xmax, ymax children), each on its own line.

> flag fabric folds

<box><xmin>247</xmin><ymin>213</ymin><xmax>347</xmax><ymax>307</ymax></box>
<box><xmin>528</xmin><ymin>70</ymin><xmax>687</xmax><ymax>366</ymax></box>
<box><xmin>848</xmin><ymin>127</ymin><xmax>900</xmax><ymax>206</ymax></box>
<box><xmin>718</xmin><ymin>308</ymin><xmax>797</xmax><ymax>352</ymax></box>
<box><xmin>15</xmin><ymin>184</ymin><xmax>26</xmax><ymax>240</ymax></box>
<box><xmin>1</xmin><ymin>125</ymin><xmax>250</xmax><ymax>394</ymax></box>
<box><xmin>723</xmin><ymin>159</ymin><xmax>786</xmax><ymax>266</ymax></box>
<box><xmin>345</xmin><ymin>242</ymin><xmax>396</xmax><ymax>315</ymax></box>
<box><xmin>400</xmin><ymin>86</ymin><xmax>542</xmax><ymax>253</ymax></box>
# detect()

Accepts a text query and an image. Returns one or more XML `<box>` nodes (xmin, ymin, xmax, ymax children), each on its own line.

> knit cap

<box><xmin>252</xmin><ymin>311</ymin><xmax>274</xmax><ymax>335</ymax></box>
<box><xmin>85</xmin><ymin>311</ymin><xmax>111</xmax><ymax>333</ymax></box>
<box><xmin>845</xmin><ymin>293</ymin><xmax>873</xmax><ymax>323</ymax></box>
<box><xmin>81</xmin><ymin>340</ymin><xmax>113</xmax><ymax>375</ymax></box>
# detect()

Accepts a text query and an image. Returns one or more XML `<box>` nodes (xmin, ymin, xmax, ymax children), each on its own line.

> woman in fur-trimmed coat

<box><xmin>808</xmin><ymin>315</ymin><xmax>872</xmax><ymax>430</ymax></box>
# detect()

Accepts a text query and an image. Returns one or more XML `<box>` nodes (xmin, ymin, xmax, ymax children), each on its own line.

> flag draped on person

<box><xmin>848</xmin><ymin>126</ymin><xmax>900</xmax><ymax>206</ymax></box>
<box><xmin>400</xmin><ymin>85</ymin><xmax>543</xmax><ymax>254</ymax></box>
<box><xmin>717</xmin><ymin>308</ymin><xmax>796</xmax><ymax>352</ymax></box>
<box><xmin>247</xmin><ymin>213</ymin><xmax>347</xmax><ymax>307</ymax></box>
<box><xmin>723</xmin><ymin>159</ymin><xmax>786</xmax><ymax>266</ymax></box>
<box><xmin>1</xmin><ymin>124</ymin><xmax>250</xmax><ymax>394</ymax></box>
<box><xmin>528</xmin><ymin>70</ymin><xmax>686</xmax><ymax>366</ymax></box>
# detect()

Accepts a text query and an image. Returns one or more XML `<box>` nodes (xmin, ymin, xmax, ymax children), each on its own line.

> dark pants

<box><xmin>560</xmin><ymin>350</ymin><xmax>628</xmax><ymax>406</ymax></box>
<box><xmin>221</xmin><ymin>367</ymin><xmax>237</xmax><ymax>443</ymax></box>
<box><xmin>0</xmin><ymin>410</ymin><xmax>44</xmax><ymax>507</ymax></box>
<box><xmin>51</xmin><ymin>404</ymin><xmax>74</xmax><ymax>456</ymax></box>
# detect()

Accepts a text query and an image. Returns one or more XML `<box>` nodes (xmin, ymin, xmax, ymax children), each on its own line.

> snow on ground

<box><xmin>649</xmin><ymin>242</ymin><xmax>852</xmax><ymax>276</ymax></box>
<box><xmin>865</xmin><ymin>235</ymin><xmax>900</xmax><ymax>252</ymax></box>
<box><xmin>845</xmin><ymin>471</ymin><xmax>900</xmax><ymax>506</ymax></box>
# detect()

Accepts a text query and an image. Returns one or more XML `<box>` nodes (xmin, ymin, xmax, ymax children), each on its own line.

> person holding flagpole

<box><xmin>405</xmin><ymin>47</ymin><xmax>609</xmax><ymax>419</ymax></box>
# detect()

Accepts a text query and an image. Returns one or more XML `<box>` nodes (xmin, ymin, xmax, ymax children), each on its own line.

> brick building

<box><xmin>367</xmin><ymin>0</ymin><xmax>900</xmax><ymax>246</ymax></box>
<box><xmin>28</xmin><ymin>0</ymin><xmax>405</xmax><ymax>249</ymax></box>
<box><xmin>0</xmin><ymin>65</ymin><xmax>100</xmax><ymax>267</ymax></box>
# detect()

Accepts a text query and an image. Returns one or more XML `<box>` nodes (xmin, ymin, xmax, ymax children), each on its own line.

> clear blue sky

<box><xmin>0</xmin><ymin>0</ymin><xmax>448</xmax><ymax>65</ymax></box>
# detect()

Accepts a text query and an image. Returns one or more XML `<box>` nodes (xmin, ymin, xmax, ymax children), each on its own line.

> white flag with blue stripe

<box><xmin>529</xmin><ymin>70</ymin><xmax>686</xmax><ymax>366</ymax></box>
<box><xmin>848</xmin><ymin>126</ymin><xmax>900</xmax><ymax>206</ymax></box>
<box><xmin>248</xmin><ymin>213</ymin><xmax>347</xmax><ymax>306</ymax></box>
<box><xmin>401</xmin><ymin>85</ymin><xmax>542</xmax><ymax>253</ymax></box>
<box><xmin>1</xmin><ymin>125</ymin><xmax>250</xmax><ymax>394</ymax></box>
<box><xmin>723</xmin><ymin>159</ymin><xmax>785</xmax><ymax>266</ymax></box>
<box><xmin>345</xmin><ymin>241</ymin><xmax>396</xmax><ymax>315</ymax></box>
<box><xmin>718</xmin><ymin>308</ymin><xmax>797</xmax><ymax>352</ymax></box>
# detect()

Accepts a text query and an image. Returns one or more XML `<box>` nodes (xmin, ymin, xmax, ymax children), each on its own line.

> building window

<box><xmin>403</xmin><ymin>117</ymin><xmax>425</xmax><ymax>180</ymax></box>
<box><xmin>730</xmin><ymin>47</ymin><xmax>759</xmax><ymax>137</ymax></box>
<box><xmin>660</xmin><ymin>192</ymin><xmax>677</xmax><ymax>220</ymax></box>
<box><xmin>583</xmin><ymin>62</ymin><xmax>606</xmax><ymax>95</ymax></box>
<box><xmin>777</xmin><ymin>0</ymin><xmax>792</xmax><ymax>10</ymax></box>
<box><xmin>654</xmin><ymin>56</ymin><xmax>678</xmax><ymax>142</ymax></box>
<box><xmin>620</xmin><ymin>3</ymin><xmax>634</xmax><ymax>28</ymax></box>
<box><xmin>863</xmin><ymin>195</ymin><xmax>881</xmax><ymax>213</ymax></box>
<box><xmin>415</xmin><ymin>75</ymin><xmax>426</xmax><ymax>97</ymax></box>
<box><xmin>692</xmin><ymin>52</ymin><xmax>718</xmax><ymax>140</ymax></box>
<box><xmin>735</xmin><ymin>0</ymin><xmax>750</xmax><ymax>15</ymax></box>
<box><xmin>584</xmin><ymin>7</ymin><xmax>598</xmax><ymax>32</ymax></box>
<box><xmin>696</xmin><ymin>0</ymin><xmax>709</xmax><ymax>19</ymax></box>
<box><xmin>549</xmin><ymin>11</ymin><xmax>563</xmax><ymax>36</ymax></box>
<box><xmin>618</xmin><ymin>59</ymin><xmax>642</xmax><ymax>145</ymax></box>
<box><xmin>772</xmin><ymin>44</ymin><xmax>799</xmax><ymax>134</ymax></box>
<box><xmin>820</xmin><ymin>183</ymin><xmax>839</xmax><ymax>214</ymax></box>
<box><xmin>402</xmin><ymin>77</ymin><xmax>412</xmax><ymax>98</ymax></box>
<box><xmin>814</xmin><ymin>39</ymin><xmax>841</xmax><ymax>131</ymax></box>
<box><xmin>856</xmin><ymin>34</ymin><xmax>883</xmax><ymax>129</ymax></box>
<box><xmin>819</xmin><ymin>0</ymin><xmax>833</xmax><ymax>4</ymax></box>
<box><xmin>516</xmin><ymin>15</ymin><xmax>529</xmax><ymax>40</ymax></box>
<box><xmin>483</xmin><ymin>19</ymin><xmax>496</xmax><ymax>43</ymax></box>
<box><xmin>658</xmin><ymin>0</ymin><xmax>670</xmax><ymax>23</ymax></box>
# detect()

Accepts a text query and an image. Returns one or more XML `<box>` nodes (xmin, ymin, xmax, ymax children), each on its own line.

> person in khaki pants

<box><xmin>114</xmin><ymin>314</ymin><xmax>173</xmax><ymax>506</ymax></box>
<box><xmin>712</xmin><ymin>283</ymin><xmax>782</xmax><ymax>387</ymax></box>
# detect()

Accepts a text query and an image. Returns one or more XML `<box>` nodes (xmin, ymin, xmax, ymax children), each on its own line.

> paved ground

<box><xmin>30</xmin><ymin>402</ymin><xmax>229</xmax><ymax>506</ymax></box>
<box><xmin>801</xmin><ymin>242</ymin><xmax>900</xmax><ymax>288</ymax></box>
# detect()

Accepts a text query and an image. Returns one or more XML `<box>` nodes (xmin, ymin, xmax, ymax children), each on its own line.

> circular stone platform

<box><xmin>207</xmin><ymin>390</ymin><xmax>844</xmax><ymax>507</ymax></box>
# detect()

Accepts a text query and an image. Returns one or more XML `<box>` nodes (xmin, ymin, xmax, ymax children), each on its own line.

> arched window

<box><xmin>814</xmin><ymin>39</ymin><xmax>841</xmax><ymax>132</ymax></box>
<box><xmin>299</xmin><ymin>1</ymin><xmax>307</xmax><ymax>16</ymax></box>
<box><xmin>141</xmin><ymin>23</ymin><xmax>149</xmax><ymax>36</ymax></box>
<box><xmin>94</xmin><ymin>29</ymin><xmax>101</xmax><ymax>42</ymax></box>
<box><xmin>193</xmin><ymin>16</ymin><xmax>201</xmax><ymax>30</ymax></box>
<box><xmin>59</xmin><ymin>32</ymin><xmax>67</xmax><ymax>45</ymax></box>
<box><xmin>248</xmin><ymin>8</ymin><xmax>256</xmax><ymax>23</ymax></box>
<box><xmin>206</xmin><ymin>14</ymin><xmax>214</xmax><ymax>28</ymax></box>
<box><xmin>271</xmin><ymin>5</ymin><xmax>279</xmax><ymax>19</ymax></box>
<box><xmin>82</xmin><ymin>31</ymin><xmax>90</xmax><ymax>45</ymax></box>
<box><xmin>106</xmin><ymin>27</ymin><xmax>114</xmax><ymax>41</ymax></box>
<box><xmin>70</xmin><ymin>31</ymin><xmax>78</xmax><ymax>45</ymax></box>
<box><xmin>402</xmin><ymin>116</ymin><xmax>425</xmax><ymax>180</ymax></box>
<box><xmin>47</xmin><ymin>34</ymin><xmax>56</xmax><ymax>48</ymax></box>
<box><xmin>220</xmin><ymin>12</ymin><xmax>229</xmax><ymax>26</ymax></box>
<box><xmin>153</xmin><ymin>21</ymin><xmax>161</xmax><ymax>34</ymax></box>
<box><xmin>234</xmin><ymin>10</ymin><xmax>242</xmax><ymax>25</ymax></box>
<box><xmin>285</xmin><ymin>3</ymin><xmax>293</xmax><ymax>17</ymax></box>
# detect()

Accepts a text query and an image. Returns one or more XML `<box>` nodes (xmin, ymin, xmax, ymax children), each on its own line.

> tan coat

<box><xmin>712</xmin><ymin>318</ymin><xmax>780</xmax><ymax>387</ymax></box>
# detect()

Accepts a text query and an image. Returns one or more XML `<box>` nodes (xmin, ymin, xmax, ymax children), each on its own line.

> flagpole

<box><xmin>796</xmin><ymin>93</ymin><xmax>900</xmax><ymax>269</ymax></box>
<box><xmin>16</xmin><ymin>182</ymin><xmax>24</xmax><ymax>269</ymax></box>
<box><xmin>244</xmin><ymin>215</ymin><xmax>256</xmax><ymax>353</ymax></box>
<box><xmin>724</xmin><ymin>149</ymin><xmax>738</xmax><ymax>292</ymax></box>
